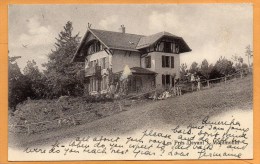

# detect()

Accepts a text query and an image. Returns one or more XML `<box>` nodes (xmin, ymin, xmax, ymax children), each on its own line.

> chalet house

<box><xmin>72</xmin><ymin>25</ymin><xmax>191</xmax><ymax>95</ymax></box>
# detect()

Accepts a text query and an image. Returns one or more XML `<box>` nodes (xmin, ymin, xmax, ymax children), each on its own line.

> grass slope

<box><xmin>9</xmin><ymin>75</ymin><xmax>253</xmax><ymax>148</ymax></box>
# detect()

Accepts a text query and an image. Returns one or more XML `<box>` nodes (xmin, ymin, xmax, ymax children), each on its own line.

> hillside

<box><xmin>9</xmin><ymin>75</ymin><xmax>253</xmax><ymax>148</ymax></box>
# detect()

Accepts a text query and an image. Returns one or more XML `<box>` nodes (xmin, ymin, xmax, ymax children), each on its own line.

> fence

<box><xmin>9</xmin><ymin>67</ymin><xmax>252</xmax><ymax>134</ymax></box>
<box><xmin>179</xmin><ymin>67</ymin><xmax>251</xmax><ymax>93</ymax></box>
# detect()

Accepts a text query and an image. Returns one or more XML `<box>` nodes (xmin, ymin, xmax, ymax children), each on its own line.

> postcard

<box><xmin>7</xmin><ymin>4</ymin><xmax>253</xmax><ymax>161</ymax></box>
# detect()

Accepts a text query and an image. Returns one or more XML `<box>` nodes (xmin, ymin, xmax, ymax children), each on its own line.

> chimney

<box><xmin>121</xmin><ymin>25</ymin><xmax>125</xmax><ymax>34</ymax></box>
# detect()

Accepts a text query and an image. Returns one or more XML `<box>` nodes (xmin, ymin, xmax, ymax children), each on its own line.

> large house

<box><xmin>72</xmin><ymin>25</ymin><xmax>191</xmax><ymax>95</ymax></box>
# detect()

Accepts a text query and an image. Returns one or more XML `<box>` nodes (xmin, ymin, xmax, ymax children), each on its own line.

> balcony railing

<box><xmin>85</xmin><ymin>65</ymin><xmax>101</xmax><ymax>77</ymax></box>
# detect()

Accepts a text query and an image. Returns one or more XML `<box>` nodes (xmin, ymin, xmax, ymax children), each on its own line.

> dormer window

<box><xmin>154</xmin><ymin>39</ymin><xmax>179</xmax><ymax>53</ymax></box>
<box><xmin>87</xmin><ymin>41</ymin><xmax>104</xmax><ymax>55</ymax></box>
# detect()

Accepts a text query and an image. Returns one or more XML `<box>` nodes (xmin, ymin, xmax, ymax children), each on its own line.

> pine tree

<box><xmin>43</xmin><ymin>21</ymin><xmax>84</xmax><ymax>98</ymax></box>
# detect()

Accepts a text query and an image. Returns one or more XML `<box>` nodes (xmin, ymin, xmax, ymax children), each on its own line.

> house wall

<box><xmin>139</xmin><ymin>75</ymin><xmax>155</xmax><ymax>91</ymax></box>
<box><xmin>141</xmin><ymin>52</ymin><xmax>180</xmax><ymax>87</ymax></box>
<box><xmin>85</xmin><ymin>50</ymin><xmax>112</xmax><ymax>69</ymax></box>
<box><xmin>128</xmin><ymin>74</ymin><xmax>155</xmax><ymax>93</ymax></box>
<box><xmin>112</xmin><ymin>50</ymin><xmax>141</xmax><ymax>73</ymax></box>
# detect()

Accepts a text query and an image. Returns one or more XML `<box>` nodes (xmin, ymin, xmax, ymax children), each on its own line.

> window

<box><xmin>171</xmin><ymin>43</ymin><xmax>175</xmax><ymax>53</ymax></box>
<box><xmin>172</xmin><ymin>77</ymin><xmax>175</xmax><ymax>87</ymax></box>
<box><xmin>154</xmin><ymin>40</ymin><xmax>178</xmax><ymax>54</ymax></box>
<box><xmin>175</xmin><ymin>44</ymin><xmax>180</xmax><ymax>54</ymax></box>
<box><xmin>87</xmin><ymin>41</ymin><xmax>103</xmax><ymax>55</ymax></box>
<box><xmin>101</xmin><ymin>57</ymin><xmax>106</xmax><ymax>69</ymax></box>
<box><xmin>162</xmin><ymin>74</ymin><xmax>171</xmax><ymax>87</ymax></box>
<box><xmin>171</xmin><ymin>56</ymin><xmax>174</xmax><ymax>68</ymax></box>
<box><xmin>164</xmin><ymin>42</ymin><xmax>172</xmax><ymax>53</ymax></box>
<box><xmin>162</xmin><ymin>74</ymin><xmax>165</xmax><ymax>86</ymax></box>
<box><xmin>145</xmin><ymin>56</ymin><xmax>151</xmax><ymax>68</ymax></box>
<box><xmin>162</xmin><ymin>55</ymin><xmax>174</xmax><ymax>68</ymax></box>
<box><xmin>165</xmin><ymin>56</ymin><xmax>170</xmax><ymax>67</ymax></box>
<box><xmin>166</xmin><ymin>75</ymin><xmax>170</xmax><ymax>86</ymax></box>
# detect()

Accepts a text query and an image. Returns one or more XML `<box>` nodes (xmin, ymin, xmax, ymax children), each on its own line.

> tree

<box><xmin>43</xmin><ymin>21</ymin><xmax>84</xmax><ymax>98</ymax></box>
<box><xmin>189</xmin><ymin>62</ymin><xmax>199</xmax><ymax>74</ymax></box>
<box><xmin>245</xmin><ymin>45</ymin><xmax>253</xmax><ymax>67</ymax></box>
<box><xmin>232</xmin><ymin>54</ymin><xmax>244</xmax><ymax>71</ymax></box>
<box><xmin>180</xmin><ymin>63</ymin><xmax>188</xmax><ymax>81</ymax></box>
<box><xmin>23</xmin><ymin>60</ymin><xmax>47</xmax><ymax>99</ymax></box>
<box><xmin>8</xmin><ymin>56</ymin><xmax>32</xmax><ymax>111</ymax></box>
<box><xmin>211</xmin><ymin>56</ymin><xmax>235</xmax><ymax>78</ymax></box>
<box><xmin>200</xmin><ymin>59</ymin><xmax>213</xmax><ymax>79</ymax></box>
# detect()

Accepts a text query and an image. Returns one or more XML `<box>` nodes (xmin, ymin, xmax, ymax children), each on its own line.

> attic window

<box><xmin>155</xmin><ymin>41</ymin><xmax>178</xmax><ymax>53</ymax></box>
<box><xmin>87</xmin><ymin>41</ymin><xmax>103</xmax><ymax>55</ymax></box>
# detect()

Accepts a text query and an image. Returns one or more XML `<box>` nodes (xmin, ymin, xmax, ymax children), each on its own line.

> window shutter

<box><xmin>145</xmin><ymin>57</ymin><xmax>148</xmax><ymax>68</ymax></box>
<box><xmin>162</xmin><ymin>74</ymin><xmax>165</xmax><ymax>86</ymax></box>
<box><xmin>148</xmin><ymin>56</ymin><xmax>151</xmax><ymax>68</ymax></box>
<box><xmin>171</xmin><ymin>56</ymin><xmax>174</xmax><ymax>68</ymax></box>
<box><xmin>162</xmin><ymin>56</ymin><xmax>165</xmax><ymax>67</ymax></box>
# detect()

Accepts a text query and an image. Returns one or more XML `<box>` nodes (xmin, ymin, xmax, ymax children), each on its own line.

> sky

<box><xmin>8</xmin><ymin>4</ymin><xmax>253</xmax><ymax>71</ymax></box>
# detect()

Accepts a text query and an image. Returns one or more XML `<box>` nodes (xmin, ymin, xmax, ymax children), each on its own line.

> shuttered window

<box><xmin>145</xmin><ymin>56</ymin><xmax>151</xmax><ymax>68</ymax></box>
<box><xmin>162</xmin><ymin>56</ymin><xmax>165</xmax><ymax>67</ymax></box>
<box><xmin>165</xmin><ymin>56</ymin><xmax>170</xmax><ymax>67</ymax></box>
<box><xmin>162</xmin><ymin>74</ymin><xmax>165</xmax><ymax>86</ymax></box>
<box><xmin>171</xmin><ymin>56</ymin><xmax>174</xmax><ymax>68</ymax></box>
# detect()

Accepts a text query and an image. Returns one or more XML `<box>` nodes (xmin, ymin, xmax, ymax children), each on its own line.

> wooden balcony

<box><xmin>85</xmin><ymin>66</ymin><xmax>101</xmax><ymax>77</ymax></box>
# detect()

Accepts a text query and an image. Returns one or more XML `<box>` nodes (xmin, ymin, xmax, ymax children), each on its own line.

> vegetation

<box><xmin>9</xmin><ymin>21</ymin><xmax>84</xmax><ymax>110</ymax></box>
<box><xmin>42</xmin><ymin>21</ymin><xmax>84</xmax><ymax>98</ymax></box>
<box><xmin>9</xmin><ymin>74</ymin><xmax>252</xmax><ymax>147</ymax></box>
<box><xmin>180</xmin><ymin>55</ymin><xmax>249</xmax><ymax>82</ymax></box>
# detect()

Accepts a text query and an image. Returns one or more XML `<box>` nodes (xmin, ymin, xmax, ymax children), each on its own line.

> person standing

<box><xmin>196</xmin><ymin>76</ymin><xmax>201</xmax><ymax>91</ymax></box>
<box><xmin>190</xmin><ymin>73</ymin><xmax>195</xmax><ymax>91</ymax></box>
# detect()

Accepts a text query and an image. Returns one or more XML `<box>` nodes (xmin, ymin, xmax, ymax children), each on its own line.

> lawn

<box><xmin>9</xmin><ymin>74</ymin><xmax>253</xmax><ymax>148</ymax></box>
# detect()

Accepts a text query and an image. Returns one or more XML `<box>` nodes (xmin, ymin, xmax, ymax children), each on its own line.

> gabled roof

<box><xmin>90</xmin><ymin>29</ymin><xmax>144</xmax><ymax>52</ymax></box>
<box><xmin>137</xmin><ymin>31</ymin><xmax>181</xmax><ymax>49</ymax></box>
<box><xmin>72</xmin><ymin>28</ymin><xmax>191</xmax><ymax>62</ymax></box>
<box><xmin>136</xmin><ymin>31</ymin><xmax>192</xmax><ymax>53</ymax></box>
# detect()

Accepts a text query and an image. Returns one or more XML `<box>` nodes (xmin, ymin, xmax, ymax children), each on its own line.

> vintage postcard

<box><xmin>8</xmin><ymin>4</ymin><xmax>253</xmax><ymax>161</ymax></box>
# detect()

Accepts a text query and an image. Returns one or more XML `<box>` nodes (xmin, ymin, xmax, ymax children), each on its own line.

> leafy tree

<box><xmin>211</xmin><ymin>56</ymin><xmax>235</xmax><ymax>78</ymax></box>
<box><xmin>8</xmin><ymin>56</ymin><xmax>32</xmax><ymax>110</ymax></box>
<box><xmin>232</xmin><ymin>55</ymin><xmax>244</xmax><ymax>71</ymax></box>
<box><xmin>200</xmin><ymin>59</ymin><xmax>213</xmax><ymax>79</ymax></box>
<box><xmin>245</xmin><ymin>45</ymin><xmax>253</xmax><ymax>67</ymax></box>
<box><xmin>43</xmin><ymin>21</ymin><xmax>84</xmax><ymax>98</ymax></box>
<box><xmin>189</xmin><ymin>62</ymin><xmax>199</xmax><ymax>74</ymax></box>
<box><xmin>23</xmin><ymin>60</ymin><xmax>47</xmax><ymax>99</ymax></box>
<box><xmin>180</xmin><ymin>63</ymin><xmax>188</xmax><ymax>81</ymax></box>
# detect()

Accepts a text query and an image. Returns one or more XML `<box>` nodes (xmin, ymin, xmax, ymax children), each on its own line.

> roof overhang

<box><xmin>136</xmin><ymin>35</ymin><xmax>192</xmax><ymax>53</ymax></box>
<box><xmin>71</xmin><ymin>28</ymin><xmax>111</xmax><ymax>63</ymax></box>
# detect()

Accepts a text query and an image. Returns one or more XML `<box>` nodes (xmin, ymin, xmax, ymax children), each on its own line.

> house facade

<box><xmin>72</xmin><ymin>25</ymin><xmax>191</xmax><ymax>95</ymax></box>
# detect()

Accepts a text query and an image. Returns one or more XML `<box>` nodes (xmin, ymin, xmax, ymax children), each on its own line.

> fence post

<box><xmin>118</xmin><ymin>101</ymin><xmax>122</xmax><ymax>111</ymax></box>
<box><xmin>27</xmin><ymin>124</ymin><xmax>30</xmax><ymax>135</ymax></box>
<box><xmin>240</xmin><ymin>70</ymin><xmax>243</xmax><ymax>79</ymax></box>
<box><xmin>225</xmin><ymin>77</ymin><xmax>227</xmax><ymax>84</ymax></box>
<box><xmin>207</xmin><ymin>80</ymin><xmax>210</xmax><ymax>88</ymax></box>
<box><xmin>71</xmin><ymin>116</ymin><xmax>76</xmax><ymax>126</ymax></box>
